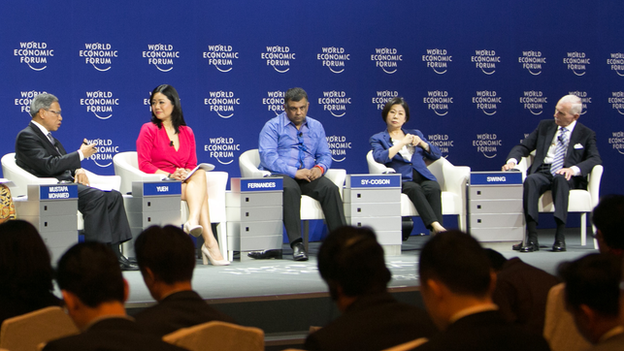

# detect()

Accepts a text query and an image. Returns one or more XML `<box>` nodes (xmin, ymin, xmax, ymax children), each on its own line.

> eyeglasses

<box><xmin>46</xmin><ymin>109</ymin><xmax>62</xmax><ymax>116</ymax></box>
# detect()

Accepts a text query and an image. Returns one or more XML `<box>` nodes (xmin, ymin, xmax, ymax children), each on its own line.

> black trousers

<box><xmin>77</xmin><ymin>185</ymin><xmax>132</xmax><ymax>245</ymax></box>
<box><xmin>402</xmin><ymin>170</ymin><xmax>443</xmax><ymax>229</ymax></box>
<box><xmin>275</xmin><ymin>175</ymin><xmax>346</xmax><ymax>244</ymax></box>
<box><xmin>523</xmin><ymin>165</ymin><xmax>574</xmax><ymax>224</ymax></box>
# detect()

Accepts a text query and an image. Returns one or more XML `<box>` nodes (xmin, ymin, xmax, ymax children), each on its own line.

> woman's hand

<box><xmin>401</xmin><ymin>133</ymin><xmax>414</xmax><ymax>146</ymax></box>
<box><xmin>170</xmin><ymin>168</ymin><xmax>188</xmax><ymax>180</ymax></box>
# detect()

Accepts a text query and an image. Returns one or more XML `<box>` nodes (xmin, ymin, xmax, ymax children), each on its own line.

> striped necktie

<box><xmin>550</xmin><ymin>127</ymin><xmax>568</xmax><ymax>175</ymax></box>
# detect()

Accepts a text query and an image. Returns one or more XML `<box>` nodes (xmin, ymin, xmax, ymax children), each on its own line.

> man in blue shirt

<box><xmin>252</xmin><ymin>87</ymin><xmax>346</xmax><ymax>261</ymax></box>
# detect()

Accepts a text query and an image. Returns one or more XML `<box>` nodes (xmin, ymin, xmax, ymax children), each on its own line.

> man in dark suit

<box><xmin>484</xmin><ymin>248</ymin><xmax>559</xmax><ymax>335</ymax></box>
<box><xmin>304</xmin><ymin>226</ymin><xmax>437</xmax><ymax>351</ymax></box>
<box><xmin>558</xmin><ymin>253</ymin><xmax>624</xmax><ymax>351</ymax></box>
<box><xmin>43</xmin><ymin>242</ymin><xmax>186</xmax><ymax>351</ymax></box>
<box><xmin>502</xmin><ymin>94</ymin><xmax>601</xmax><ymax>252</ymax></box>
<box><xmin>133</xmin><ymin>225</ymin><xmax>236</xmax><ymax>337</ymax></box>
<box><xmin>14</xmin><ymin>93</ymin><xmax>136</xmax><ymax>270</ymax></box>
<box><xmin>412</xmin><ymin>231</ymin><xmax>550</xmax><ymax>351</ymax></box>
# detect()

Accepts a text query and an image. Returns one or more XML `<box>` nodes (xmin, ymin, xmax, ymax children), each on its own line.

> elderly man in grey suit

<box><xmin>502</xmin><ymin>94</ymin><xmax>601</xmax><ymax>252</ymax></box>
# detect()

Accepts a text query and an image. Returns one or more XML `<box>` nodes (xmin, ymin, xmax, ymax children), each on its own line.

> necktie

<box><xmin>47</xmin><ymin>133</ymin><xmax>60</xmax><ymax>153</ymax></box>
<box><xmin>297</xmin><ymin>132</ymin><xmax>306</xmax><ymax>169</ymax></box>
<box><xmin>550</xmin><ymin>127</ymin><xmax>568</xmax><ymax>175</ymax></box>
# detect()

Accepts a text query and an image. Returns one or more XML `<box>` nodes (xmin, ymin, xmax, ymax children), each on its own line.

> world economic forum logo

<box><xmin>564</xmin><ymin>52</ymin><xmax>590</xmax><ymax>77</ymax></box>
<box><xmin>609</xmin><ymin>92</ymin><xmax>624</xmax><ymax>115</ymax></box>
<box><xmin>204</xmin><ymin>137</ymin><xmax>240</xmax><ymax>165</ymax></box>
<box><xmin>204</xmin><ymin>91</ymin><xmax>240</xmax><ymax>119</ymax></box>
<box><xmin>203</xmin><ymin>45</ymin><xmax>239</xmax><ymax>73</ymax></box>
<box><xmin>80</xmin><ymin>91</ymin><xmax>119</xmax><ymax>120</ymax></box>
<box><xmin>471</xmin><ymin>50</ymin><xmax>500</xmax><ymax>75</ymax></box>
<box><xmin>423</xmin><ymin>91</ymin><xmax>453</xmax><ymax>116</ymax></box>
<box><xmin>79</xmin><ymin>43</ymin><xmax>117</xmax><ymax>72</ymax></box>
<box><xmin>318</xmin><ymin>91</ymin><xmax>351</xmax><ymax>117</ymax></box>
<box><xmin>371</xmin><ymin>48</ymin><xmax>402</xmax><ymax>74</ymax></box>
<box><xmin>607</xmin><ymin>53</ymin><xmax>624</xmax><ymax>77</ymax></box>
<box><xmin>14</xmin><ymin>42</ymin><xmax>53</xmax><ymax>71</ymax></box>
<box><xmin>263</xmin><ymin>91</ymin><xmax>285</xmax><ymax>116</ymax></box>
<box><xmin>472</xmin><ymin>90</ymin><xmax>501</xmax><ymax>116</ymax></box>
<box><xmin>143</xmin><ymin>44</ymin><xmax>179</xmax><ymax>72</ymax></box>
<box><xmin>520</xmin><ymin>91</ymin><xmax>547</xmax><ymax>116</ymax></box>
<box><xmin>326</xmin><ymin>135</ymin><xmax>351</xmax><ymax>162</ymax></box>
<box><xmin>85</xmin><ymin>139</ymin><xmax>120</xmax><ymax>167</ymax></box>
<box><xmin>472</xmin><ymin>133</ymin><xmax>501</xmax><ymax>159</ymax></box>
<box><xmin>261</xmin><ymin>46</ymin><xmax>295</xmax><ymax>73</ymax></box>
<box><xmin>518</xmin><ymin>51</ymin><xmax>545</xmax><ymax>76</ymax></box>
<box><xmin>317</xmin><ymin>47</ymin><xmax>350</xmax><ymax>74</ymax></box>
<box><xmin>422</xmin><ymin>49</ymin><xmax>451</xmax><ymax>74</ymax></box>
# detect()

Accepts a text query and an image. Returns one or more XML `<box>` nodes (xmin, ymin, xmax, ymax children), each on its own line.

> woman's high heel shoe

<box><xmin>201</xmin><ymin>244</ymin><xmax>230</xmax><ymax>266</ymax></box>
<box><xmin>183</xmin><ymin>222</ymin><xmax>203</xmax><ymax>238</ymax></box>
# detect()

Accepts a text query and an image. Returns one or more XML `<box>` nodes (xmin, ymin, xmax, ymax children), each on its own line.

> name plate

<box><xmin>347</xmin><ymin>174</ymin><xmax>401</xmax><ymax>188</ymax></box>
<box><xmin>240</xmin><ymin>178</ymin><xmax>283</xmax><ymax>192</ymax></box>
<box><xmin>141</xmin><ymin>181</ymin><xmax>182</xmax><ymax>196</ymax></box>
<box><xmin>470</xmin><ymin>171</ymin><xmax>523</xmax><ymax>185</ymax></box>
<box><xmin>40</xmin><ymin>184</ymin><xmax>78</xmax><ymax>200</ymax></box>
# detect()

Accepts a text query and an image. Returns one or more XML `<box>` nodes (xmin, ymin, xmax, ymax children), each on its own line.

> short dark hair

<box><xmin>317</xmin><ymin>226</ymin><xmax>391</xmax><ymax>298</ymax></box>
<box><xmin>381</xmin><ymin>97</ymin><xmax>410</xmax><ymax>123</ymax></box>
<box><xmin>149</xmin><ymin>84</ymin><xmax>187</xmax><ymax>134</ymax></box>
<box><xmin>419</xmin><ymin>230</ymin><xmax>491</xmax><ymax>297</ymax></box>
<box><xmin>559</xmin><ymin>253</ymin><xmax>621</xmax><ymax>317</ymax></box>
<box><xmin>483</xmin><ymin>248</ymin><xmax>508</xmax><ymax>272</ymax></box>
<box><xmin>592</xmin><ymin>194</ymin><xmax>624</xmax><ymax>250</ymax></box>
<box><xmin>134</xmin><ymin>225</ymin><xmax>195</xmax><ymax>284</ymax></box>
<box><xmin>0</xmin><ymin>220</ymin><xmax>55</xmax><ymax>301</ymax></box>
<box><xmin>284</xmin><ymin>87</ymin><xmax>308</xmax><ymax>104</ymax></box>
<box><xmin>56</xmin><ymin>242</ymin><xmax>124</xmax><ymax>308</ymax></box>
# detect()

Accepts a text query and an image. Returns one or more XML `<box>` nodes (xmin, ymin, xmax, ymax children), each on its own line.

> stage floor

<box><xmin>124</xmin><ymin>228</ymin><xmax>598</xmax><ymax>308</ymax></box>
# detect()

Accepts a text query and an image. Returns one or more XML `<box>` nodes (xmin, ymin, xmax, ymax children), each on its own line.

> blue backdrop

<box><xmin>2</xmin><ymin>0</ymin><xmax>623</xmax><ymax>235</ymax></box>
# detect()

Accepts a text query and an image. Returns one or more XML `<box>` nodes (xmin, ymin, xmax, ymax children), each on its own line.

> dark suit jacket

<box><xmin>42</xmin><ymin>317</ymin><xmax>187</xmax><ymax>351</ymax></box>
<box><xmin>15</xmin><ymin>122</ymin><xmax>81</xmax><ymax>181</ymax></box>
<box><xmin>412</xmin><ymin>311</ymin><xmax>550</xmax><ymax>351</ymax></box>
<box><xmin>134</xmin><ymin>290</ymin><xmax>236</xmax><ymax>338</ymax></box>
<box><xmin>370</xmin><ymin>129</ymin><xmax>442</xmax><ymax>182</ymax></box>
<box><xmin>304</xmin><ymin>291</ymin><xmax>438</xmax><ymax>351</ymax></box>
<box><xmin>492</xmin><ymin>257</ymin><xmax>560</xmax><ymax>335</ymax></box>
<box><xmin>506</xmin><ymin>119</ymin><xmax>601</xmax><ymax>188</ymax></box>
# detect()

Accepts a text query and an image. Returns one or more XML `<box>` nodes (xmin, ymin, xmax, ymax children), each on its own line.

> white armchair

<box><xmin>516</xmin><ymin>153</ymin><xmax>602</xmax><ymax>247</ymax></box>
<box><xmin>238</xmin><ymin>149</ymin><xmax>347</xmax><ymax>246</ymax></box>
<box><xmin>112</xmin><ymin>151</ymin><xmax>229</xmax><ymax>259</ymax></box>
<box><xmin>366</xmin><ymin>150</ymin><xmax>470</xmax><ymax>231</ymax></box>
<box><xmin>1</xmin><ymin>152</ymin><xmax>121</xmax><ymax>231</ymax></box>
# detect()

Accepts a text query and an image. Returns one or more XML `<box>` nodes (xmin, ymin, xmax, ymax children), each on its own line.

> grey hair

<box><xmin>560</xmin><ymin>94</ymin><xmax>583</xmax><ymax>115</ymax></box>
<box><xmin>29</xmin><ymin>93</ymin><xmax>59</xmax><ymax>118</ymax></box>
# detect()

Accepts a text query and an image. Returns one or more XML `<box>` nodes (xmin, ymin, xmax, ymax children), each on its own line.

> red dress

<box><xmin>136</xmin><ymin>122</ymin><xmax>198</xmax><ymax>174</ymax></box>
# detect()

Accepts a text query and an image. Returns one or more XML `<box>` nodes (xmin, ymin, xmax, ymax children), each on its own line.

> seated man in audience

<box><xmin>133</xmin><ymin>225</ymin><xmax>236</xmax><ymax>337</ymax></box>
<box><xmin>412</xmin><ymin>230</ymin><xmax>550</xmax><ymax>351</ymax></box>
<box><xmin>544</xmin><ymin>194</ymin><xmax>624</xmax><ymax>351</ymax></box>
<box><xmin>484</xmin><ymin>248</ymin><xmax>559</xmax><ymax>335</ymax></box>
<box><xmin>559</xmin><ymin>253</ymin><xmax>623</xmax><ymax>350</ymax></box>
<box><xmin>304</xmin><ymin>226</ymin><xmax>437</xmax><ymax>351</ymax></box>
<box><xmin>43</xmin><ymin>242</ymin><xmax>185</xmax><ymax>351</ymax></box>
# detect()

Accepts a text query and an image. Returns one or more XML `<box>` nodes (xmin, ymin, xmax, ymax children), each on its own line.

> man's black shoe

<box><xmin>247</xmin><ymin>249</ymin><xmax>283</xmax><ymax>259</ymax></box>
<box><xmin>552</xmin><ymin>241</ymin><xmax>567</xmax><ymax>252</ymax></box>
<box><xmin>512</xmin><ymin>242</ymin><xmax>523</xmax><ymax>251</ymax></box>
<box><xmin>119</xmin><ymin>255</ymin><xmax>139</xmax><ymax>271</ymax></box>
<box><xmin>520</xmin><ymin>242</ymin><xmax>539</xmax><ymax>253</ymax></box>
<box><xmin>292</xmin><ymin>242</ymin><xmax>308</xmax><ymax>261</ymax></box>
